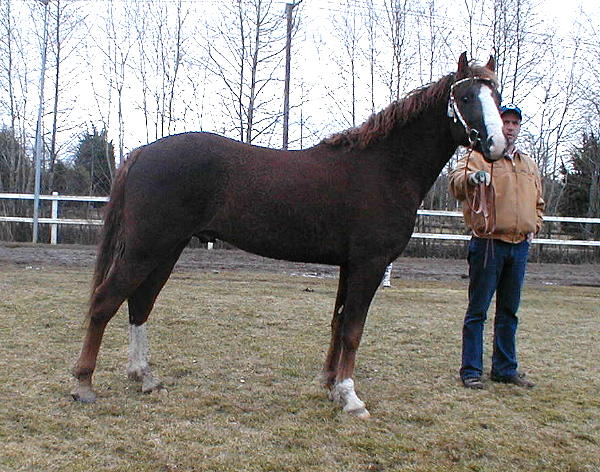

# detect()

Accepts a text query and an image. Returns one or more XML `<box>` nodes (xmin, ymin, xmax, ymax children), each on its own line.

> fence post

<box><xmin>51</xmin><ymin>191</ymin><xmax>58</xmax><ymax>244</ymax></box>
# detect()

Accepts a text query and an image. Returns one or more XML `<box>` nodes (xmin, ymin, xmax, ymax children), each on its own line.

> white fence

<box><xmin>1</xmin><ymin>192</ymin><xmax>600</xmax><ymax>247</ymax></box>
<box><xmin>0</xmin><ymin>192</ymin><xmax>106</xmax><ymax>244</ymax></box>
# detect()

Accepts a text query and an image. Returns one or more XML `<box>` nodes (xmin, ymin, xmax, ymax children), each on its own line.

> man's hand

<box><xmin>468</xmin><ymin>170</ymin><xmax>491</xmax><ymax>186</ymax></box>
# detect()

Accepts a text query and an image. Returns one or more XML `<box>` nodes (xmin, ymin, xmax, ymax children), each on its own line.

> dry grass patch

<box><xmin>1</xmin><ymin>265</ymin><xmax>599</xmax><ymax>471</ymax></box>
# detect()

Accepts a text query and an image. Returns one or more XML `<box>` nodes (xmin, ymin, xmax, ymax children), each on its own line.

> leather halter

<box><xmin>447</xmin><ymin>77</ymin><xmax>496</xmax><ymax>147</ymax></box>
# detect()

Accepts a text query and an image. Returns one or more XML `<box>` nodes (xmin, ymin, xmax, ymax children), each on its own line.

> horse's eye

<box><xmin>461</xmin><ymin>96</ymin><xmax>470</xmax><ymax>103</ymax></box>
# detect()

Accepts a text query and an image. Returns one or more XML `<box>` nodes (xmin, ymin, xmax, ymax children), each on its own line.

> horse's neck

<box><xmin>386</xmin><ymin>104</ymin><xmax>455</xmax><ymax>198</ymax></box>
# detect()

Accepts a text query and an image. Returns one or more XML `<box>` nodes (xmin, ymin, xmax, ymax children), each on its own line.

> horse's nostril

<box><xmin>486</xmin><ymin>136</ymin><xmax>494</xmax><ymax>149</ymax></box>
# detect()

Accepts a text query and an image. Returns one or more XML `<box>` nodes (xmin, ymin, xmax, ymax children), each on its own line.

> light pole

<box><xmin>282</xmin><ymin>0</ymin><xmax>303</xmax><ymax>150</ymax></box>
<box><xmin>32</xmin><ymin>0</ymin><xmax>50</xmax><ymax>243</ymax></box>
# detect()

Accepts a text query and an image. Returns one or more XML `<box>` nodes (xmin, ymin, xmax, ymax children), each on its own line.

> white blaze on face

<box><xmin>478</xmin><ymin>85</ymin><xmax>505</xmax><ymax>159</ymax></box>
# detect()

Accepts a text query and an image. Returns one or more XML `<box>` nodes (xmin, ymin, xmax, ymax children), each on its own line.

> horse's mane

<box><xmin>322</xmin><ymin>63</ymin><xmax>498</xmax><ymax>150</ymax></box>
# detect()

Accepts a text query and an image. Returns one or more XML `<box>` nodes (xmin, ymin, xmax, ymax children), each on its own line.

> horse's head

<box><xmin>448</xmin><ymin>52</ymin><xmax>506</xmax><ymax>162</ymax></box>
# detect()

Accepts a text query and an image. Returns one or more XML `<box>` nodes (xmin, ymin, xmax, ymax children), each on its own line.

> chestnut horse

<box><xmin>72</xmin><ymin>53</ymin><xmax>505</xmax><ymax>418</ymax></box>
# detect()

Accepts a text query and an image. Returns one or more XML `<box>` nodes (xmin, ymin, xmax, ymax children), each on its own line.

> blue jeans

<box><xmin>460</xmin><ymin>237</ymin><xmax>530</xmax><ymax>380</ymax></box>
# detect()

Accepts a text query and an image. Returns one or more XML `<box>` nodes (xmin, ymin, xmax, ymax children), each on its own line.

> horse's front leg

<box><xmin>322</xmin><ymin>266</ymin><xmax>348</xmax><ymax>390</ymax></box>
<box><xmin>327</xmin><ymin>262</ymin><xmax>386</xmax><ymax>419</ymax></box>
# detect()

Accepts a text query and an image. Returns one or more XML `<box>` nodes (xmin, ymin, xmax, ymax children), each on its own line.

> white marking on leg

<box><xmin>127</xmin><ymin>324</ymin><xmax>163</xmax><ymax>393</ymax></box>
<box><xmin>128</xmin><ymin>324</ymin><xmax>150</xmax><ymax>380</ymax></box>
<box><xmin>478</xmin><ymin>86</ymin><xmax>505</xmax><ymax>158</ymax></box>
<box><xmin>382</xmin><ymin>263</ymin><xmax>392</xmax><ymax>287</ymax></box>
<box><xmin>330</xmin><ymin>378</ymin><xmax>370</xmax><ymax>418</ymax></box>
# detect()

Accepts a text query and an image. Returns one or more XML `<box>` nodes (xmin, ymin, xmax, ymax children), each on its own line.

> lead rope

<box><xmin>463</xmin><ymin>147</ymin><xmax>497</xmax><ymax>265</ymax></box>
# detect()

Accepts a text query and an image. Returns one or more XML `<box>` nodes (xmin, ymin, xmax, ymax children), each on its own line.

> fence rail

<box><xmin>1</xmin><ymin>192</ymin><xmax>600</xmax><ymax>247</ymax></box>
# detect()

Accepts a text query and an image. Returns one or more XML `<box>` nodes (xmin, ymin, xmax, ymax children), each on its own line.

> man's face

<box><xmin>502</xmin><ymin>111</ymin><xmax>521</xmax><ymax>146</ymax></box>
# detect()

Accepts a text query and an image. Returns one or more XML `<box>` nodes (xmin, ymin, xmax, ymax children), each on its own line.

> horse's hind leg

<box><xmin>126</xmin><ymin>241</ymin><xmax>188</xmax><ymax>393</ymax></box>
<box><xmin>72</xmin><ymin>260</ymin><xmax>153</xmax><ymax>403</ymax></box>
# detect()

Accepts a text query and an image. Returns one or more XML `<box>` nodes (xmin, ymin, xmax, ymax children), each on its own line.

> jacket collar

<box><xmin>504</xmin><ymin>144</ymin><xmax>522</xmax><ymax>160</ymax></box>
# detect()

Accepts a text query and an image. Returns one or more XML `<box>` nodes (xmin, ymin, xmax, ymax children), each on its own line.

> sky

<box><xmin>544</xmin><ymin>0</ymin><xmax>598</xmax><ymax>33</ymax></box>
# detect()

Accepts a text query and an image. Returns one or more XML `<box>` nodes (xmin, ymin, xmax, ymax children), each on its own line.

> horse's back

<box><xmin>119</xmin><ymin>132</ymin><xmax>352</xmax><ymax>264</ymax></box>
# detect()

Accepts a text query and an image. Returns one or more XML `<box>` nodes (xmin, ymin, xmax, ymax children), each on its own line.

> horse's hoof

<box><xmin>127</xmin><ymin>365</ymin><xmax>152</xmax><ymax>382</ymax></box>
<box><xmin>127</xmin><ymin>370</ymin><xmax>143</xmax><ymax>382</ymax></box>
<box><xmin>141</xmin><ymin>376</ymin><xmax>163</xmax><ymax>393</ymax></box>
<box><xmin>346</xmin><ymin>406</ymin><xmax>371</xmax><ymax>419</ymax></box>
<box><xmin>71</xmin><ymin>387</ymin><xmax>97</xmax><ymax>403</ymax></box>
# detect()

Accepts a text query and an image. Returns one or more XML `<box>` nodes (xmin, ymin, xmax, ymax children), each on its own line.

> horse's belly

<box><xmin>216</xmin><ymin>224</ymin><xmax>345</xmax><ymax>266</ymax></box>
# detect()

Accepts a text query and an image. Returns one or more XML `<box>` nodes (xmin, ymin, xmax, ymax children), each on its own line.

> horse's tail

<box><xmin>86</xmin><ymin>148</ymin><xmax>143</xmax><ymax>320</ymax></box>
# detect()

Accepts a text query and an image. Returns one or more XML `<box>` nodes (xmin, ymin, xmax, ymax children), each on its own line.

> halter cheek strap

<box><xmin>447</xmin><ymin>77</ymin><xmax>495</xmax><ymax>147</ymax></box>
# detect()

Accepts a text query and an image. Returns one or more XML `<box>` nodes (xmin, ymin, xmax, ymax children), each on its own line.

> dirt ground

<box><xmin>1</xmin><ymin>242</ymin><xmax>598</xmax><ymax>287</ymax></box>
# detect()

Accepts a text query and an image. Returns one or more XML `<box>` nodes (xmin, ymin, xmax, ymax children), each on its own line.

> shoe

<box><xmin>462</xmin><ymin>377</ymin><xmax>485</xmax><ymax>389</ymax></box>
<box><xmin>490</xmin><ymin>372</ymin><xmax>535</xmax><ymax>388</ymax></box>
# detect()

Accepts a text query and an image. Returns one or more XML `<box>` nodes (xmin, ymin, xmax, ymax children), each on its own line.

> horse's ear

<box><xmin>485</xmin><ymin>56</ymin><xmax>496</xmax><ymax>72</ymax></box>
<box><xmin>457</xmin><ymin>52</ymin><xmax>469</xmax><ymax>78</ymax></box>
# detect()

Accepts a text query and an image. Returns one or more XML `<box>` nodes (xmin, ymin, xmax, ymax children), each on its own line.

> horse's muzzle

<box><xmin>481</xmin><ymin>135</ymin><xmax>505</xmax><ymax>162</ymax></box>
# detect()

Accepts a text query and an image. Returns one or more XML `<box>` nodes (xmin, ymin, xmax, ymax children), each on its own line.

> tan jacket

<box><xmin>449</xmin><ymin>149</ymin><xmax>545</xmax><ymax>244</ymax></box>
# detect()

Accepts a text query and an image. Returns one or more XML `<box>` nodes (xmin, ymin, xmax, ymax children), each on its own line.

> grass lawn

<box><xmin>0</xmin><ymin>264</ymin><xmax>598</xmax><ymax>471</ymax></box>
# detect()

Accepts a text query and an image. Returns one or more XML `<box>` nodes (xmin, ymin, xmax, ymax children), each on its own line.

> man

<box><xmin>449</xmin><ymin>104</ymin><xmax>544</xmax><ymax>389</ymax></box>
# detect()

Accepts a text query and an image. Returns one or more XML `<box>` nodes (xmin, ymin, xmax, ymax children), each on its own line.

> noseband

<box><xmin>447</xmin><ymin>77</ymin><xmax>497</xmax><ymax>147</ymax></box>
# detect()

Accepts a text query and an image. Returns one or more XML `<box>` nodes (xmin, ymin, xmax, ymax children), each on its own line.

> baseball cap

<box><xmin>500</xmin><ymin>104</ymin><xmax>522</xmax><ymax>120</ymax></box>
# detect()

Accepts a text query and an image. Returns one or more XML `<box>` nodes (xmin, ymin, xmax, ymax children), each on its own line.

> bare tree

<box><xmin>489</xmin><ymin>0</ymin><xmax>551</xmax><ymax>104</ymax></box>
<box><xmin>106</xmin><ymin>1</ymin><xmax>133</xmax><ymax>167</ymax></box>
<box><xmin>131</xmin><ymin>0</ymin><xmax>151</xmax><ymax>144</ymax></box>
<box><xmin>573</xmin><ymin>13</ymin><xmax>600</xmax><ymax>227</ymax></box>
<box><xmin>84</xmin><ymin>0</ymin><xmax>136</xmax><ymax>168</ymax></box>
<box><xmin>0</xmin><ymin>0</ymin><xmax>30</xmax><ymax>195</ymax></box>
<box><xmin>462</xmin><ymin>0</ymin><xmax>481</xmax><ymax>59</ymax></box>
<box><xmin>417</xmin><ymin>0</ymin><xmax>452</xmax><ymax>84</ymax></box>
<box><xmin>141</xmin><ymin>0</ymin><xmax>188</xmax><ymax>140</ymax></box>
<box><xmin>381</xmin><ymin>0</ymin><xmax>415</xmax><ymax>102</ymax></box>
<box><xmin>521</xmin><ymin>40</ymin><xmax>583</xmax><ymax>215</ymax></box>
<box><xmin>204</xmin><ymin>0</ymin><xmax>286</xmax><ymax>144</ymax></box>
<box><xmin>578</xmin><ymin>12</ymin><xmax>600</xmax><ymax>133</ymax></box>
<box><xmin>315</xmin><ymin>2</ymin><xmax>363</xmax><ymax>134</ymax></box>
<box><xmin>45</xmin><ymin>0</ymin><xmax>86</xmax><ymax>191</ymax></box>
<box><xmin>80</xmin><ymin>2</ymin><xmax>121</xmax><ymax>171</ymax></box>
<box><xmin>0</xmin><ymin>0</ymin><xmax>36</xmax><ymax>196</ymax></box>
<box><xmin>331</xmin><ymin>0</ymin><xmax>362</xmax><ymax>128</ymax></box>
<box><xmin>364</xmin><ymin>0</ymin><xmax>379</xmax><ymax>114</ymax></box>
<box><xmin>0</xmin><ymin>0</ymin><xmax>37</xmax><ymax>239</ymax></box>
